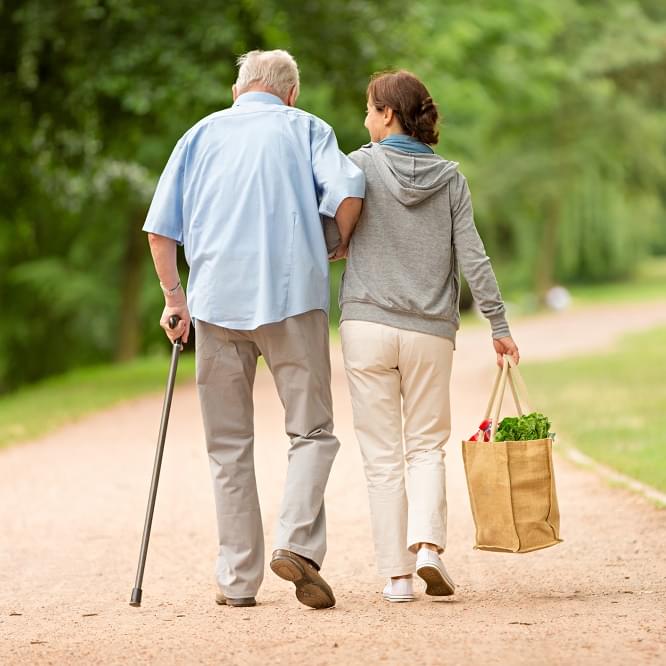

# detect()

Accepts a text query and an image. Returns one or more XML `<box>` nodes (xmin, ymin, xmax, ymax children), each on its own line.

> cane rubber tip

<box><xmin>130</xmin><ymin>588</ymin><xmax>142</xmax><ymax>607</ymax></box>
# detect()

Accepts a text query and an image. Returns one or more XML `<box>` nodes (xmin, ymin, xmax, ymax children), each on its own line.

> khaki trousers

<box><xmin>340</xmin><ymin>320</ymin><xmax>454</xmax><ymax>578</ymax></box>
<box><xmin>196</xmin><ymin>310</ymin><xmax>340</xmax><ymax>599</ymax></box>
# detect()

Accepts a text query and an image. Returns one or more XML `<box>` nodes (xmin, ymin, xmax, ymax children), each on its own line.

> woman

<box><xmin>339</xmin><ymin>71</ymin><xmax>520</xmax><ymax>602</ymax></box>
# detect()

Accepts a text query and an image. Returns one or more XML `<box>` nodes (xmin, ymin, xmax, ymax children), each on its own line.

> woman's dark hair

<box><xmin>367</xmin><ymin>70</ymin><xmax>440</xmax><ymax>145</ymax></box>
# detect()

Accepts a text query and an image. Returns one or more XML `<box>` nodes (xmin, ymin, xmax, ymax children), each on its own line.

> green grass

<box><xmin>567</xmin><ymin>257</ymin><xmax>666</xmax><ymax>305</ymax></box>
<box><xmin>521</xmin><ymin>326</ymin><xmax>666</xmax><ymax>493</ymax></box>
<box><xmin>2</xmin><ymin>266</ymin><xmax>664</xmax><ymax>457</ymax></box>
<box><xmin>0</xmin><ymin>353</ymin><xmax>195</xmax><ymax>448</ymax></box>
<box><xmin>497</xmin><ymin>256</ymin><xmax>666</xmax><ymax>316</ymax></box>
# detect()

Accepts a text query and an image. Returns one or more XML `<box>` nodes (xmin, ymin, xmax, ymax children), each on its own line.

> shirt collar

<box><xmin>379</xmin><ymin>134</ymin><xmax>434</xmax><ymax>154</ymax></box>
<box><xmin>233</xmin><ymin>91</ymin><xmax>285</xmax><ymax>107</ymax></box>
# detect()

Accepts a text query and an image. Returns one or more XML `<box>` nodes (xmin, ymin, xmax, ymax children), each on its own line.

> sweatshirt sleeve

<box><xmin>322</xmin><ymin>215</ymin><xmax>341</xmax><ymax>253</ymax></box>
<box><xmin>451</xmin><ymin>173</ymin><xmax>511</xmax><ymax>339</ymax></box>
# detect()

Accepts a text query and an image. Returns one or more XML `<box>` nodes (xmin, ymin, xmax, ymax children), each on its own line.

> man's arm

<box><xmin>147</xmin><ymin>233</ymin><xmax>191</xmax><ymax>343</ymax></box>
<box><xmin>310</xmin><ymin>120</ymin><xmax>365</xmax><ymax>261</ymax></box>
<box><xmin>328</xmin><ymin>196</ymin><xmax>363</xmax><ymax>260</ymax></box>
<box><xmin>142</xmin><ymin>136</ymin><xmax>190</xmax><ymax>342</ymax></box>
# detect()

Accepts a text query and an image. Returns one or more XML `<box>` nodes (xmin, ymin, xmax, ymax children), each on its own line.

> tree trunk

<box><xmin>115</xmin><ymin>212</ymin><xmax>146</xmax><ymax>362</ymax></box>
<box><xmin>535</xmin><ymin>199</ymin><xmax>560</xmax><ymax>305</ymax></box>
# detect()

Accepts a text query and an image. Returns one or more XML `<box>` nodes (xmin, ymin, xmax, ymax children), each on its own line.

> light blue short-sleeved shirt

<box><xmin>143</xmin><ymin>92</ymin><xmax>365</xmax><ymax>330</ymax></box>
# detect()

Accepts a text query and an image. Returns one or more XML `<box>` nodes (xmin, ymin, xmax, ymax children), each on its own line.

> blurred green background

<box><xmin>1</xmin><ymin>0</ymin><xmax>665</xmax><ymax>396</ymax></box>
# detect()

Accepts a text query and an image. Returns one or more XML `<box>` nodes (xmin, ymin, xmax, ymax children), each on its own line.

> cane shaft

<box><xmin>130</xmin><ymin>333</ymin><xmax>182</xmax><ymax>606</ymax></box>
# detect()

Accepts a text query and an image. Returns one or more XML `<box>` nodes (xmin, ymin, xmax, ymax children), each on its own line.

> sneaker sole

<box><xmin>270</xmin><ymin>556</ymin><xmax>336</xmax><ymax>609</ymax></box>
<box><xmin>417</xmin><ymin>564</ymin><xmax>455</xmax><ymax>597</ymax></box>
<box><xmin>215</xmin><ymin>594</ymin><xmax>256</xmax><ymax>607</ymax></box>
<box><xmin>382</xmin><ymin>593</ymin><xmax>415</xmax><ymax>603</ymax></box>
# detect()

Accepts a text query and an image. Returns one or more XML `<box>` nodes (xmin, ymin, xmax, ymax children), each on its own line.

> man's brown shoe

<box><xmin>215</xmin><ymin>591</ymin><xmax>256</xmax><ymax>607</ymax></box>
<box><xmin>270</xmin><ymin>549</ymin><xmax>335</xmax><ymax>609</ymax></box>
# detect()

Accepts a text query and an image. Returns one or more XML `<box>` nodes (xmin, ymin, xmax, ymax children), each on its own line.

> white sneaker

<box><xmin>416</xmin><ymin>548</ymin><xmax>455</xmax><ymax>596</ymax></box>
<box><xmin>382</xmin><ymin>577</ymin><xmax>415</xmax><ymax>603</ymax></box>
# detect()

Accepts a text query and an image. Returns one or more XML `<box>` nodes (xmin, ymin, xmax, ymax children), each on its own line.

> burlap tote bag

<box><xmin>462</xmin><ymin>356</ymin><xmax>562</xmax><ymax>553</ymax></box>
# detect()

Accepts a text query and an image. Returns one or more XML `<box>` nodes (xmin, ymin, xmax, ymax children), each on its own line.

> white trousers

<box><xmin>341</xmin><ymin>320</ymin><xmax>454</xmax><ymax>577</ymax></box>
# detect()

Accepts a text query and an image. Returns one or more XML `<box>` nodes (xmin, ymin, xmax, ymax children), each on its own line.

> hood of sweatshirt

<box><xmin>364</xmin><ymin>142</ymin><xmax>459</xmax><ymax>207</ymax></box>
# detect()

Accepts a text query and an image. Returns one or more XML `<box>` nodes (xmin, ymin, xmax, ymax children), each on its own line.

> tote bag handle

<box><xmin>486</xmin><ymin>356</ymin><xmax>533</xmax><ymax>442</ymax></box>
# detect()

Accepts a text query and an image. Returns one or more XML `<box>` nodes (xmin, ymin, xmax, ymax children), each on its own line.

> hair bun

<box><xmin>367</xmin><ymin>70</ymin><xmax>440</xmax><ymax>145</ymax></box>
<box><xmin>420</xmin><ymin>96</ymin><xmax>434</xmax><ymax>112</ymax></box>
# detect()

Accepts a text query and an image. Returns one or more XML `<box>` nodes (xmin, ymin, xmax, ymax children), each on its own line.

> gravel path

<box><xmin>1</xmin><ymin>301</ymin><xmax>665</xmax><ymax>665</ymax></box>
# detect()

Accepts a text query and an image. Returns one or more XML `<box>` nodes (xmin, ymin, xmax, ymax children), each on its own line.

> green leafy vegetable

<box><xmin>495</xmin><ymin>412</ymin><xmax>551</xmax><ymax>442</ymax></box>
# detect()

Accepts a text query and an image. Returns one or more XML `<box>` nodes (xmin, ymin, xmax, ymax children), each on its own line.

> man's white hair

<box><xmin>235</xmin><ymin>49</ymin><xmax>300</xmax><ymax>100</ymax></box>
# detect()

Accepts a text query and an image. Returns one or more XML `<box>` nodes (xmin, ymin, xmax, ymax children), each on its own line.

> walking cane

<box><xmin>130</xmin><ymin>315</ymin><xmax>183</xmax><ymax>607</ymax></box>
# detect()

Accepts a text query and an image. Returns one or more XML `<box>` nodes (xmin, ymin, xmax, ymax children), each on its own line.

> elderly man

<box><xmin>143</xmin><ymin>50</ymin><xmax>364</xmax><ymax>609</ymax></box>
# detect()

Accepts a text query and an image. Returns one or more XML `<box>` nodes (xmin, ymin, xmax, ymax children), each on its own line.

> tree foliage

<box><xmin>1</xmin><ymin>0</ymin><xmax>665</xmax><ymax>392</ymax></box>
<box><xmin>404</xmin><ymin>0</ymin><xmax>666</xmax><ymax>292</ymax></box>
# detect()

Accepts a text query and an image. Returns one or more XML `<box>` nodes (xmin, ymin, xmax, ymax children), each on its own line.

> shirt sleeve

<box><xmin>142</xmin><ymin>138</ymin><xmax>187</xmax><ymax>244</ymax></box>
<box><xmin>310</xmin><ymin>120</ymin><xmax>365</xmax><ymax>217</ymax></box>
<box><xmin>451</xmin><ymin>173</ymin><xmax>511</xmax><ymax>339</ymax></box>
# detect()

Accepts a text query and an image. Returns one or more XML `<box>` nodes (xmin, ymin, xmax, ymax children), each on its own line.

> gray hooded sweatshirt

<box><xmin>339</xmin><ymin>143</ymin><xmax>510</xmax><ymax>343</ymax></box>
